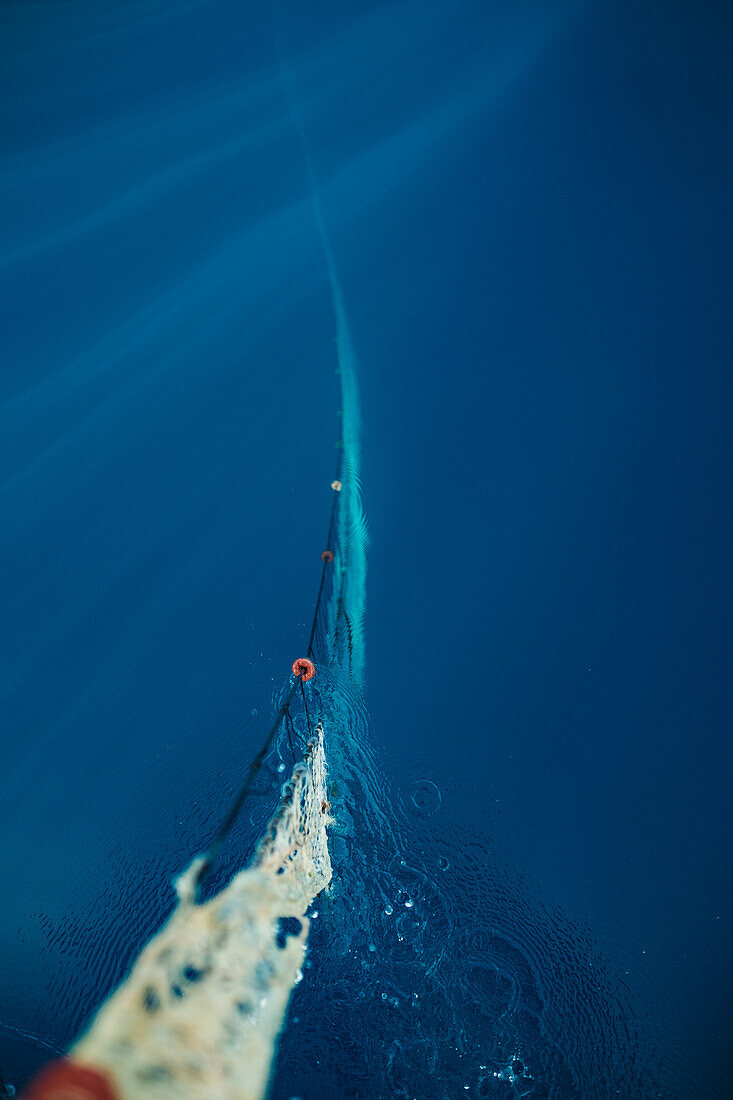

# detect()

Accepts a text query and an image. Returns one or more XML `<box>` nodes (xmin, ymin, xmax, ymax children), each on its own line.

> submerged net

<box><xmin>70</xmin><ymin>729</ymin><xmax>331</xmax><ymax>1099</ymax></box>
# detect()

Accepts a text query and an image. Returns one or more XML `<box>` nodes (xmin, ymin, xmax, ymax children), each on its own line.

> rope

<box><xmin>306</xmin><ymin>462</ymin><xmax>340</xmax><ymax>658</ymax></box>
<box><xmin>285</xmin><ymin>706</ymin><xmax>306</xmax><ymax>757</ymax></box>
<box><xmin>196</xmin><ymin>679</ymin><xmax>301</xmax><ymax>888</ymax></box>
<box><xmin>195</xmin><ymin>468</ymin><xmax>341</xmax><ymax>892</ymax></box>
<box><xmin>306</xmin><ymin>559</ymin><xmax>329</xmax><ymax>659</ymax></box>
<box><xmin>285</xmin><ymin>707</ymin><xmax>296</xmax><ymax>762</ymax></box>
<box><xmin>300</xmin><ymin>679</ymin><xmax>313</xmax><ymax>738</ymax></box>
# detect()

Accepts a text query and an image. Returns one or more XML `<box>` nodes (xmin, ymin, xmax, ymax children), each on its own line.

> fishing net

<box><xmin>21</xmin><ymin>63</ymin><xmax>366</xmax><ymax>1098</ymax></box>
<box><xmin>70</xmin><ymin>729</ymin><xmax>331</xmax><ymax>1100</ymax></box>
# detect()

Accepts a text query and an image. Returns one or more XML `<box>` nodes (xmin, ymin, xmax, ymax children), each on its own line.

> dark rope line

<box><xmin>326</xmin><ymin>457</ymin><xmax>341</xmax><ymax>546</ymax></box>
<box><xmin>285</xmin><ymin>706</ymin><xmax>307</xmax><ymax>753</ymax></box>
<box><xmin>285</xmin><ymin>709</ymin><xmax>296</xmax><ymax>762</ymax></box>
<box><xmin>195</xmin><ymin>471</ymin><xmax>342</xmax><ymax>892</ymax></box>
<box><xmin>196</xmin><ymin>677</ymin><xmax>301</xmax><ymax>888</ymax></box>
<box><xmin>306</xmin><ymin>466</ymin><xmax>340</xmax><ymax>657</ymax></box>
<box><xmin>300</xmin><ymin>679</ymin><xmax>314</xmax><ymax>738</ymax></box>
<box><xmin>306</xmin><ymin>560</ymin><xmax>329</xmax><ymax>658</ymax></box>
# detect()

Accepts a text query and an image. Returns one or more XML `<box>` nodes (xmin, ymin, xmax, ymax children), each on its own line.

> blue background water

<box><xmin>1</xmin><ymin>1</ymin><xmax>731</xmax><ymax>1097</ymax></box>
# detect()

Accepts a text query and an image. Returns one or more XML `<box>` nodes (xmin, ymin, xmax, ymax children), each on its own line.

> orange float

<box><xmin>24</xmin><ymin>1059</ymin><xmax>117</xmax><ymax>1100</ymax></box>
<box><xmin>292</xmin><ymin>658</ymin><xmax>315</xmax><ymax>682</ymax></box>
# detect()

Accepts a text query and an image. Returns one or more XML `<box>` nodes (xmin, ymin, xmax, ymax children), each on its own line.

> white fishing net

<box><xmin>72</xmin><ymin>728</ymin><xmax>332</xmax><ymax>1100</ymax></box>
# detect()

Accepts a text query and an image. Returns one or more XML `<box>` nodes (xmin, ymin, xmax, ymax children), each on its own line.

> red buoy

<box><xmin>24</xmin><ymin>1060</ymin><xmax>117</xmax><ymax>1100</ymax></box>
<box><xmin>292</xmin><ymin>658</ymin><xmax>315</xmax><ymax>682</ymax></box>
<box><xmin>321</xmin><ymin>550</ymin><xmax>334</xmax><ymax>563</ymax></box>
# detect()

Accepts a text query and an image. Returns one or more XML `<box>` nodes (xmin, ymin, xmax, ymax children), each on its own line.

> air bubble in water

<box><xmin>384</xmin><ymin>903</ymin><xmax>394</xmax><ymax>916</ymax></box>
<box><xmin>410</xmin><ymin>779</ymin><xmax>441</xmax><ymax>816</ymax></box>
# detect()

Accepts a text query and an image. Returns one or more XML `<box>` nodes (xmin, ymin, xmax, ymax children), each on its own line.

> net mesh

<box><xmin>72</xmin><ymin>728</ymin><xmax>331</xmax><ymax>1100</ymax></box>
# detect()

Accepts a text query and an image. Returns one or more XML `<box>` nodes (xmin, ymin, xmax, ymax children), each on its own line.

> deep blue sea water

<box><xmin>1</xmin><ymin>2</ymin><xmax>732</xmax><ymax>1098</ymax></box>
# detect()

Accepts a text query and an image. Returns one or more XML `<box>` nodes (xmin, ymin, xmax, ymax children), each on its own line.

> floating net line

<box><xmin>24</xmin><ymin>390</ymin><xmax>363</xmax><ymax>1100</ymax></box>
<box><xmin>23</xmin><ymin>42</ymin><xmax>367</xmax><ymax>1100</ymax></box>
<box><xmin>66</xmin><ymin>730</ymin><xmax>332</xmax><ymax>1100</ymax></box>
<box><xmin>24</xmin><ymin>458</ymin><xmax>355</xmax><ymax>1100</ymax></box>
<box><xmin>26</xmin><ymin>720</ymin><xmax>333</xmax><ymax>1100</ymax></box>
